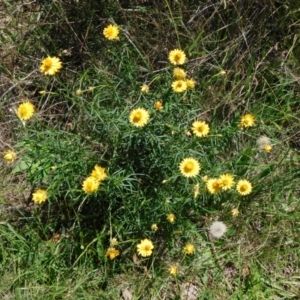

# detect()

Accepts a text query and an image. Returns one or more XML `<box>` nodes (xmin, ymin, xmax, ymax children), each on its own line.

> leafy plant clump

<box><xmin>1</xmin><ymin>0</ymin><xmax>300</xmax><ymax>298</ymax></box>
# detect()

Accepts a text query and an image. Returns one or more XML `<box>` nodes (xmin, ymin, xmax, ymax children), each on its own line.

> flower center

<box><xmin>184</xmin><ymin>162</ymin><xmax>194</xmax><ymax>172</ymax></box>
<box><xmin>197</xmin><ymin>125</ymin><xmax>204</xmax><ymax>132</ymax></box>
<box><xmin>44</xmin><ymin>59</ymin><xmax>53</xmax><ymax>68</ymax></box>
<box><xmin>240</xmin><ymin>184</ymin><xmax>247</xmax><ymax>192</ymax></box>
<box><xmin>133</xmin><ymin>112</ymin><xmax>142</xmax><ymax>122</ymax></box>
<box><xmin>175</xmin><ymin>54</ymin><xmax>181</xmax><ymax>62</ymax></box>
<box><xmin>144</xmin><ymin>245</ymin><xmax>151</xmax><ymax>251</ymax></box>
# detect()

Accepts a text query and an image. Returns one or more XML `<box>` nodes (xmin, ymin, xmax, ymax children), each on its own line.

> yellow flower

<box><xmin>169</xmin><ymin>265</ymin><xmax>178</xmax><ymax>276</ymax></box>
<box><xmin>179</xmin><ymin>157</ymin><xmax>200</xmax><ymax>178</ymax></box>
<box><xmin>154</xmin><ymin>101</ymin><xmax>163</xmax><ymax>111</ymax></box>
<box><xmin>171</xmin><ymin>80</ymin><xmax>187</xmax><ymax>93</ymax></box>
<box><xmin>236</xmin><ymin>179</ymin><xmax>252</xmax><ymax>196</ymax></box>
<box><xmin>137</xmin><ymin>239</ymin><xmax>154</xmax><ymax>257</ymax></box>
<box><xmin>151</xmin><ymin>224</ymin><xmax>158</xmax><ymax>231</ymax></box>
<box><xmin>129</xmin><ymin>108</ymin><xmax>150</xmax><ymax>127</ymax></box>
<box><xmin>168</xmin><ymin>49</ymin><xmax>187</xmax><ymax>65</ymax></box>
<box><xmin>17</xmin><ymin>102</ymin><xmax>35</xmax><ymax>121</ymax></box>
<box><xmin>206</xmin><ymin>178</ymin><xmax>222</xmax><ymax>194</ymax></box>
<box><xmin>202</xmin><ymin>175</ymin><xmax>208</xmax><ymax>182</ymax></box>
<box><xmin>186</xmin><ymin>78</ymin><xmax>196</xmax><ymax>89</ymax></box>
<box><xmin>103</xmin><ymin>24</ymin><xmax>120</xmax><ymax>40</ymax></box>
<box><xmin>264</xmin><ymin>145</ymin><xmax>272</xmax><ymax>153</ymax></box>
<box><xmin>231</xmin><ymin>208</ymin><xmax>239</xmax><ymax>217</ymax></box>
<box><xmin>75</xmin><ymin>89</ymin><xmax>83</xmax><ymax>96</ymax></box>
<box><xmin>191</xmin><ymin>121</ymin><xmax>210</xmax><ymax>137</ymax></box>
<box><xmin>90</xmin><ymin>165</ymin><xmax>107</xmax><ymax>182</ymax></box>
<box><xmin>167</xmin><ymin>213</ymin><xmax>176</xmax><ymax>223</ymax></box>
<box><xmin>173</xmin><ymin>67</ymin><xmax>187</xmax><ymax>79</ymax></box>
<box><xmin>32</xmin><ymin>189</ymin><xmax>48</xmax><ymax>204</ymax></box>
<box><xmin>82</xmin><ymin>176</ymin><xmax>100</xmax><ymax>194</ymax></box>
<box><xmin>106</xmin><ymin>248</ymin><xmax>120</xmax><ymax>260</ymax></box>
<box><xmin>110</xmin><ymin>238</ymin><xmax>118</xmax><ymax>246</ymax></box>
<box><xmin>3</xmin><ymin>150</ymin><xmax>17</xmax><ymax>162</ymax></box>
<box><xmin>184</xmin><ymin>243</ymin><xmax>195</xmax><ymax>255</ymax></box>
<box><xmin>140</xmin><ymin>84</ymin><xmax>150</xmax><ymax>93</ymax></box>
<box><xmin>239</xmin><ymin>114</ymin><xmax>255</xmax><ymax>128</ymax></box>
<box><xmin>219</xmin><ymin>173</ymin><xmax>235</xmax><ymax>190</ymax></box>
<box><xmin>193</xmin><ymin>184</ymin><xmax>200</xmax><ymax>198</ymax></box>
<box><xmin>40</xmin><ymin>56</ymin><xmax>62</xmax><ymax>75</ymax></box>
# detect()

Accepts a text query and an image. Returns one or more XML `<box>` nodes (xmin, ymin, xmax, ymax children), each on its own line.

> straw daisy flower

<box><xmin>206</xmin><ymin>178</ymin><xmax>222</xmax><ymax>194</ymax></box>
<box><xmin>169</xmin><ymin>265</ymin><xmax>178</xmax><ymax>276</ymax></box>
<box><xmin>32</xmin><ymin>189</ymin><xmax>48</xmax><ymax>204</ymax></box>
<box><xmin>186</xmin><ymin>78</ymin><xmax>196</xmax><ymax>89</ymax></box>
<box><xmin>103</xmin><ymin>24</ymin><xmax>120</xmax><ymax>40</ymax></box>
<box><xmin>209</xmin><ymin>221</ymin><xmax>227</xmax><ymax>238</ymax></box>
<box><xmin>90</xmin><ymin>165</ymin><xmax>107</xmax><ymax>182</ymax></box>
<box><xmin>171</xmin><ymin>80</ymin><xmax>187</xmax><ymax>93</ymax></box>
<box><xmin>17</xmin><ymin>102</ymin><xmax>35</xmax><ymax>121</ymax></box>
<box><xmin>137</xmin><ymin>239</ymin><xmax>154</xmax><ymax>257</ymax></box>
<box><xmin>129</xmin><ymin>108</ymin><xmax>150</xmax><ymax>127</ymax></box>
<box><xmin>140</xmin><ymin>84</ymin><xmax>149</xmax><ymax>93</ymax></box>
<box><xmin>231</xmin><ymin>208</ymin><xmax>239</xmax><ymax>217</ymax></box>
<box><xmin>184</xmin><ymin>243</ymin><xmax>195</xmax><ymax>255</ymax></box>
<box><xmin>40</xmin><ymin>56</ymin><xmax>62</xmax><ymax>75</ymax></box>
<box><xmin>179</xmin><ymin>158</ymin><xmax>200</xmax><ymax>178</ymax></box>
<box><xmin>151</xmin><ymin>224</ymin><xmax>158</xmax><ymax>231</ymax></box>
<box><xmin>236</xmin><ymin>179</ymin><xmax>252</xmax><ymax>196</ymax></box>
<box><xmin>3</xmin><ymin>150</ymin><xmax>17</xmax><ymax>162</ymax></box>
<box><xmin>239</xmin><ymin>114</ymin><xmax>255</xmax><ymax>128</ymax></box>
<box><xmin>167</xmin><ymin>213</ymin><xmax>176</xmax><ymax>223</ymax></box>
<box><xmin>173</xmin><ymin>67</ymin><xmax>187</xmax><ymax>79</ymax></box>
<box><xmin>193</xmin><ymin>184</ymin><xmax>200</xmax><ymax>198</ymax></box>
<box><xmin>191</xmin><ymin>121</ymin><xmax>210</xmax><ymax>137</ymax></box>
<box><xmin>82</xmin><ymin>176</ymin><xmax>100</xmax><ymax>194</ymax></box>
<box><xmin>106</xmin><ymin>248</ymin><xmax>120</xmax><ymax>260</ymax></box>
<box><xmin>219</xmin><ymin>173</ymin><xmax>235</xmax><ymax>190</ymax></box>
<box><xmin>168</xmin><ymin>49</ymin><xmax>187</xmax><ymax>65</ymax></box>
<box><xmin>154</xmin><ymin>101</ymin><xmax>163</xmax><ymax>111</ymax></box>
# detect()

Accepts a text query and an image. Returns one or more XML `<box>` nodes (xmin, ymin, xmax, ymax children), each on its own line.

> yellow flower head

<box><xmin>129</xmin><ymin>108</ymin><xmax>150</xmax><ymax>127</ymax></box>
<box><xmin>151</xmin><ymin>224</ymin><xmax>158</xmax><ymax>231</ymax></box>
<box><xmin>173</xmin><ymin>67</ymin><xmax>187</xmax><ymax>79</ymax></box>
<box><xmin>3</xmin><ymin>150</ymin><xmax>17</xmax><ymax>163</ymax></box>
<box><xmin>154</xmin><ymin>101</ymin><xmax>163</xmax><ymax>111</ymax></box>
<box><xmin>17</xmin><ymin>102</ymin><xmax>35</xmax><ymax>121</ymax></box>
<box><xmin>179</xmin><ymin>157</ymin><xmax>200</xmax><ymax>178</ymax></box>
<box><xmin>110</xmin><ymin>238</ymin><xmax>118</xmax><ymax>247</ymax></box>
<box><xmin>168</xmin><ymin>49</ymin><xmax>187</xmax><ymax>65</ymax></box>
<box><xmin>231</xmin><ymin>208</ymin><xmax>239</xmax><ymax>217</ymax></box>
<box><xmin>171</xmin><ymin>80</ymin><xmax>187</xmax><ymax>93</ymax></box>
<box><xmin>40</xmin><ymin>56</ymin><xmax>62</xmax><ymax>75</ymax></box>
<box><xmin>75</xmin><ymin>89</ymin><xmax>83</xmax><ymax>96</ymax></box>
<box><xmin>263</xmin><ymin>145</ymin><xmax>272</xmax><ymax>153</ymax></box>
<box><xmin>140</xmin><ymin>84</ymin><xmax>150</xmax><ymax>93</ymax></box>
<box><xmin>90</xmin><ymin>165</ymin><xmax>107</xmax><ymax>182</ymax></box>
<box><xmin>239</xmin><ymin>114</ymin><xmax>255</xmax><ymax>128</ymax></box>
<box><xmin>186</xmin><ymin>78</ymin><xmax>196</xmax><ymax>89</ymax></box>
<box><xmin>82</xmin><ymin>176</ymin><xmax>100</xmax><ymax>194</ymax></box>
<box><xmin>137</xmin><ymin>238</ymin><xmax>154</xmax><ymax>257</ymax></box>
<box><xmin>167</xmin><ymin>213</ymin><xmax>176</xmax><ymax>223</ymax></box>
<box><xmin>236</xmin><ymin>179</ymin><xmax>252</xmax><ymax>196</ymax></box>
<box><xmin>191</xmin><ymin>121</ymin><xmax>210</xmax><ymax>137</ymax></box>
<box><xmin>193</xmin><ymin>183</ymin><xmax>200</xmax><ymax>198</ymax></box>
<box><xmin>169</xmin><ymin>265</ymin><xmax>178</xmax><ymax>276</ymax></box>
<box><xmin>32</xmin><ymin>189</ymin><xmax>48</xmax><ymax>204</ymax></box>
<box><xmin>106</xmin><ymin>248</ymin><xmax>120</xmax><ymax>260</ymax></box>
<box><xmin>103</xmin><ymin>24</ymin><xmax>120</xmax><ymax>40</ymax></box>
<box><xmin>184</xmin><ymin>243</ymin><xmax>195</xmax><ymax>255</ymax></box>
<box><xmin>206</xmin><ymin>178</ymin><xmax>222</xmax><ymax>195</ymax></box>
<box><xmin>219</xmin><ymin>173</ymin><xmax>235</xmax><ymax>190</ymax></box>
